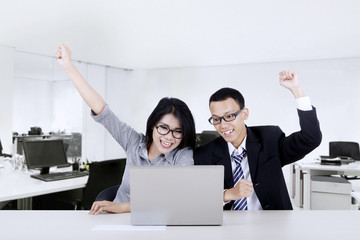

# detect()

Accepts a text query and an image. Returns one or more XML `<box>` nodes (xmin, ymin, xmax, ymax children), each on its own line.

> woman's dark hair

<box><xmin>209</xmin><ymin>87</ymin><xmax>245</xmax><ymax>109</ymax></box>
<box><xmin>145</xmin><ymin>97</ymin><xmax>196</xmax><ymax>150</ymax></box>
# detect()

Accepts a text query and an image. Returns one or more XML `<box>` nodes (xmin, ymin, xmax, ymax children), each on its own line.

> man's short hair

<box><xmin>209</xmin><ymin>87</ymin><xmax>245</xmax><ymax>109</ymax></box>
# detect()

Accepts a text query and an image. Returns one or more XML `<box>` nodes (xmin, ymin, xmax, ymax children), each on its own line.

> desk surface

<box><xmin>297</xmin><ymin>161</ymin><xmax>360</xmax><ymax>171</ymax></box>
<box><xmin>0</xmin><ymin>210</ymin><xmax>359</xmax><ymax>240</ymax></box>
<box><xmin>0</xmin><ymin>168</ymin><xmax>88</xmax><ymax>202</ymax></box>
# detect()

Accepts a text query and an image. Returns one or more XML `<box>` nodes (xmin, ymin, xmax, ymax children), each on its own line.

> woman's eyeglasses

<box><xmin>155</xmin><ymin>125</ymin><xmax>183</xmax><ymax>139</ymax></box>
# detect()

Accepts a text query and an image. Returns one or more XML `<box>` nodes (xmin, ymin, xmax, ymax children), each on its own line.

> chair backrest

<box><xmin>195</xmin><ymin>131</ymin><xmax>220</xmax><ymax>148</ymax></box>
<box><xmin>82</xmin><ymin>158</ymin><xmax>126</xmax><ymax>210</ymax></box>
<box><xmin>95</xmin><ymin>184</ymin><xmax>120</xmax><ymax>202</ymax></box>
<box><xmin>0</xmin><ymin>138</ymin><xmax>3</xmax><ymax>155</ymax></box>
<box><xmin>0</xmin><ymin>138</ymin><xmax>12</xmax><ymax>157</ymax></box>
<box><xmin>329</xmin><ymin>141</ymin><xmax>360</xmax><ymax>160</ymax></box>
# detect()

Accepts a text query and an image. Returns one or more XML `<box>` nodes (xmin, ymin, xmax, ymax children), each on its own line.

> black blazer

<box><xmin>194</xmin><ymin>108</ymin><xmax>322</xmax><ymax>210</ymax></box>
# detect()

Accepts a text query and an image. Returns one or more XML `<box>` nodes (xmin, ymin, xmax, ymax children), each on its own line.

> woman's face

<box><xmin>151</xmin><ymin>113</ymin><xmax>183</xmax><ymax>155</ymax></box>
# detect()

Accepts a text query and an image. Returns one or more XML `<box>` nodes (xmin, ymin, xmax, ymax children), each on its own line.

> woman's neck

<box><xmin>148</xmin><ymin>143</ymin><xmax>160</xmax><ymax>162</ymax></box>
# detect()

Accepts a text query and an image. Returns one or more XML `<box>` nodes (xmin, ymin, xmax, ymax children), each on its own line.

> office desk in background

<box><xmin>291</xmin><ymin>161</ymin><xmax>360</xmax><ymax>210</ymax></box>
<box><xmin>0</xmin><ymin>211</ymin><xmax>359</xmax><ymax>240</ymax></box>
<box><xmin>0</xmin><ymin>168</ymin><xmax>88</xmax><ymax>209</ymax></box>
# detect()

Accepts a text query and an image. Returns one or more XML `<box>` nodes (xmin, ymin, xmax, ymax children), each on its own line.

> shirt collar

<box><xmin>138</xmin><ymin>140</ymin><xmax>176</xmax><ymax>164</ymax></box>
<box><xmin>227</xmin><ymin>135</ymin><xmax>247</xmax><ymax>156</ymax></box>
<box><xmin>138</xmin><ymin>141</ymin><xmax>149</xmax><ymax>160</ymax></box>
<box><xmin>164</xmin><ymin>149</ymin><xmax>177</xmax><ymax>164</ymax></box>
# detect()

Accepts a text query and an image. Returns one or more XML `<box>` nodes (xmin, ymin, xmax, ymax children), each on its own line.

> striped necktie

<box><xmin>231</xmin><ymin>148</ymin><xmax>248</xmax><ymax>210</ymax></box>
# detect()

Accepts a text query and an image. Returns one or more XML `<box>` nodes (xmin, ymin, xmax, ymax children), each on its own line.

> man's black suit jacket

<box><xmin>194</xmin><ymin>108</ymin><xmax>322</xmax><ymax>210</ymax></box>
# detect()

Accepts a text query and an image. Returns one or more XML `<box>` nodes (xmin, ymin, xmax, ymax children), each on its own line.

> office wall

<box><xmin>82</xmin><ymin>64</ymin><xmax>107</xmax><ymax>161</ymax></box>
<box><xmin>52</xmin><ymin>80</ymin><xmax>82</xmax><ymax>133</ymax></box>
<box><xmin>13</xmin><ymin>77</ymin><xmax>53</xmax><ymax>133</ymax></box>
<box><xmin>0</xmin><ymin>45</ymin><xmax>14</xmax><ymax>154</ymax></box>
<box><xmin>13</xmin><ymin>74</ymin><xmax>83</xmax><ymax>134</ymax></box>
<box><xmin>14</xmin><ymin>53</ymin><xmax>59</xmax><ymax>134</ymax></box>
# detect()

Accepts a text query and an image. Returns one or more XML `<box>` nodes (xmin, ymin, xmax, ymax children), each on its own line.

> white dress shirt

<box><xmin>227</xmin><ymin>139</ymin><xmax>262</xmax><ymax>210</ymax></box>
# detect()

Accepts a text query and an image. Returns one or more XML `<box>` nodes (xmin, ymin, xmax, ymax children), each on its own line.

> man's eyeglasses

<box><xmin>208</xmin><ymin>108</ymin><xmax>244</xmax><ymax>125</ymax></box>
<box><xmin>155</xmin><ymin>125</ymin><xmax>183</xmax><ymax>139</ymax></box>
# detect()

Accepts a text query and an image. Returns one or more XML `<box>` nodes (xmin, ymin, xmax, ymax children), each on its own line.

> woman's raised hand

<box><xmin>56</xmin><ymin>44</ymin><xmax>72</xmax><ymax>66</ymax></box>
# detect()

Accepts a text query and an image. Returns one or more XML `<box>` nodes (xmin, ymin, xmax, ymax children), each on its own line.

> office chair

<box><xmin>80</xmin><ymin>158</ymin><xmax>126</xmax><ymax>210</ymax></box>
<box><xmin>329</xmin><ymin>141</ymin><xmax>360</xmax><ymax>180</ymax></box>
<box><xmin>329</xmin><ymin>141</ymin><xmax>360</xmax><ymax>160</ymax></box>
<box><xmin>0</xmin><ymin>138</ymin><xmax>12</xmax><ymax>158</ymax></box>
<box><xmin>195</xmin><ymin>130</ymin><xmax>220</xmax><ymax>148</ymax></box>
<box><xmin>95</xmin><ymin>184</ymin><xmax>120</xmax><ymax>202</ymax></box>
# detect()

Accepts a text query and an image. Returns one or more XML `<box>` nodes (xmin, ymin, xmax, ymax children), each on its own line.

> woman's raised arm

<box><xmin>56</xmin><ymin>44</ymin><xmax>106</xmax><ymax>115</ymax></box>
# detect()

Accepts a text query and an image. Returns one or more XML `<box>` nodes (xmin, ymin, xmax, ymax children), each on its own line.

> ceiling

<box><xmin>1</xmin><ymin>0</ymin><xmax>360</xmax><ymax>69</ymax></box>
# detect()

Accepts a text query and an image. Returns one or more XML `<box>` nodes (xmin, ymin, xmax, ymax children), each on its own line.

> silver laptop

<box><xmin>130</xmin><ymin>165</ymin><xmax>224</xmax><ymax>226</ymax></box>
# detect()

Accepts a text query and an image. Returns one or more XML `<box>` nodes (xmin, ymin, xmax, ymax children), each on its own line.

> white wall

<box><xmin>13</xmin><ymin>77</ymin><xmax>53</xmax><ymax>133</ymax></box>
<box><xmin>0</xmin><ymin>45</ymin><xmax>14</xmax><ymax>153</ymax></box>
<box><xmin>52</xmin><ymin>80</ymin><xmax>82</xmax><ymax>133</ymax></box>
<box><xmin>82</xmin><ymin>63</ymin><xmax>106</xmax><ymax>161</ymax></box>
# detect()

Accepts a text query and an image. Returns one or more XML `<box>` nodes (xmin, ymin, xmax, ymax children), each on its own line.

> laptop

<box><xmin>130</xmin><ymin>165</ymin><xmax>224</xmax><ymax>226</ymax></box>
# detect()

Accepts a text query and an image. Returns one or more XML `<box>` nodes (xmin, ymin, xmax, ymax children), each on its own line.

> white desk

<box><xmin>292</xmin><ymin>161</ymin><xmax>360</xmax><ymax>210</ymax></box>
<box><xmin>0</xmin><ymin>168</ymin><xmax>88</xmax><ymax>207</ymax></box>
<box><xmin>0</xmin><ymin>211</ymin><xmax>359</xmax><ymax>240</ymax></box>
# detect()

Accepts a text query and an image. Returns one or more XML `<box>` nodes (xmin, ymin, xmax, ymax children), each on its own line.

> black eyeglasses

<box><xmin>208</xmin><ymin>108</ymin><xmax>244</xmax><ymax>125</ymax></box>
<box><xmin>155</xmin><ymin>125</ymin><xmax>183</xmax><ymax>139</ymax></box>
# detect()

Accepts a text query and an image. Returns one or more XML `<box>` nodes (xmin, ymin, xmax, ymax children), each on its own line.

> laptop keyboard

<box><xmin>31</xmin><ymin>171</ymin><xmax>89</xmax><ymax>182</ymax></box>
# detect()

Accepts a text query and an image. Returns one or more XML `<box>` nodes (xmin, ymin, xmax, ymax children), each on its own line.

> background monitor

<box><xmin>23</xmin><ymin>139</ymin><xmax>68</xmax><ymax>174</ymax></box>
<box><xmin>65</xmin><ymin>132</ymin><xmax>82</xmax><ymax>158</ymax></box>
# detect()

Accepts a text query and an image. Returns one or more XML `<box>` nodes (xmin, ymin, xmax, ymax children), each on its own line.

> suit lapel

<box><xmin>213</xmin><ymin>137</ymin><xmax>233</xmax><ymax>188</ymax></box>
<box><xmin>246</xmin><ymin>127</ymin><xmax>261</xmax><ymax>180</ymax></box>
<box><xmin>211</xmin><ymin>130</ymin><xmax>262</xmax><ymax>188</ymax></box>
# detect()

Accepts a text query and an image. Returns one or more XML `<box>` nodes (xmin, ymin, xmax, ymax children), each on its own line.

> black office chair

<box><xmin>195</xmin><ymin>130</ymin><xmax>220</xmax><ymax>148</ymax></box>
<box><xmin>329</xmin><ymin>141</ymin><xmax>360</xmax><ymax>160</ymax></box>
<box><xmin>329</xmin><ymin>141</ymin><xmax>360</xmax><ymax>180</ymax></box>
<box><xmin>95</xmin><ymin>184</ymin><xmax>120</xmax><ymax>202</ymax></box>
<box><xmin>0</xmin><ymin>138</ymin><xmax>12</xmax><ymax>158</ymax></box>
<box><xmin>80</xmin><ymin>158</ymin><xmax>126</xmax><ymax>210</ymax></box>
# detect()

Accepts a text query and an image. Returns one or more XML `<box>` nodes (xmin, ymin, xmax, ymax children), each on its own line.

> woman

<box><xmin>56</xmin><ymin>44</ymin><xmax>196</xmax><ymax>215</ymax></box>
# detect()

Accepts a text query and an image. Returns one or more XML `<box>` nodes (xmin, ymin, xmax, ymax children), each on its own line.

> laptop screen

<box><xmin>130</xmin><ymin>165</ymin><xmax>224</xmax><ymax>226</ymax></box>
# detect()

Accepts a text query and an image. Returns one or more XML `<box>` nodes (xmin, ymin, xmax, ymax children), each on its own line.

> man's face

<box><xmin>209</xmin><ymin>98</ymin><xmax>248</xmax><ymax>148</ymax></box>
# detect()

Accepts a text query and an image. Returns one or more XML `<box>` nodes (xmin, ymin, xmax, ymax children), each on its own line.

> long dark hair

<box><xmin>145</xmin><ymin>97</ymin><xmax>196</xmax><ymax>150</ymax></box>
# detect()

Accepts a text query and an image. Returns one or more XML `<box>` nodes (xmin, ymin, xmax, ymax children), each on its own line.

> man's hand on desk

<box><xmin>89</xmin><ymin>201</ymin><xmax>130</xmax><ymax>215</ymax></box>
<box><xmin>223</xmin><ymin>179</ymin><xmax>253</xmax><ymax>202</ymax></box>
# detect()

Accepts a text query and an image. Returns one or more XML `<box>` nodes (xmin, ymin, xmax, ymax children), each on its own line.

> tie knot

<box><xmin>232</xmin><ymin>148</ymin><xmax>247</xmax><ymax>164</ymax></box>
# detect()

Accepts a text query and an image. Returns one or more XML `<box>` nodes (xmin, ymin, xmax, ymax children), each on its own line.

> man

<box><xmin>194</xmin><ymin>70</ymin><xmax>321</xmax><ymax>210</ymax></box>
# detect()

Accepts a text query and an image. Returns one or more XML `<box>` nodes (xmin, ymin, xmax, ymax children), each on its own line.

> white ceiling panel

<box><xmin>1</xmin><ymin>0</ymin><xmax>360</xmax><ymax>69</ymax></box>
